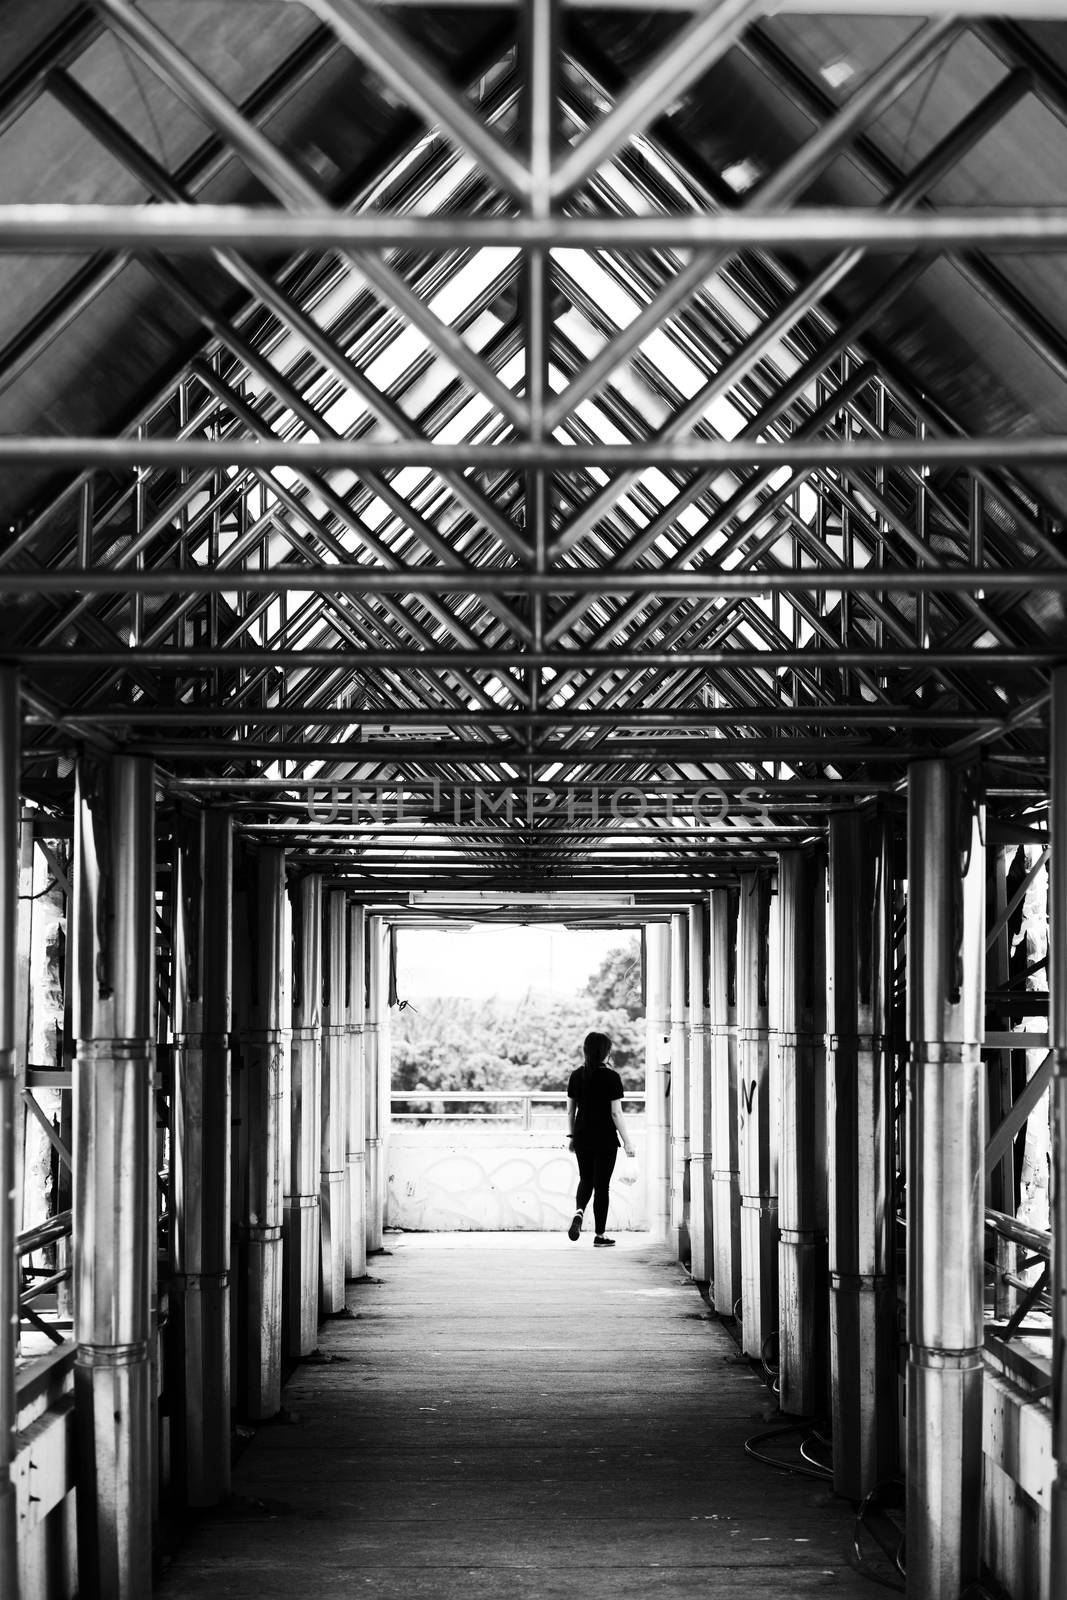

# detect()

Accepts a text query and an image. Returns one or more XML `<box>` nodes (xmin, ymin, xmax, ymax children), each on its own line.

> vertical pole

<box><xmin>1047</xmin><ymin>667</ymin><xmax>1067</xmax><ymax>1593</ymax></box>
<box><xmin>905</xmin><ymin>760</ymin><xmax>985</xmax><ymax>1600</ymax></box>
<box><xmin>688</xmin><ymin>898</ymin><xmax>713</xmax><ymax>1285</ymax></box>
<box><xmin>321</xmin><ymin>890</ymin><xmax>347</xmax><ymax>1313</ymax></box>
<box><xmin>365</xmin><ymin>915</ymin><xmax>383</xmax><ymax>1253</ymax></box>
<box><xmin>236</xmin><ymin>845</ymin><xmax>288</xmax><ymax>1421</ymax></box>
<box><xmin>72</xmin><ymin>754</ymin><xmax>156</xmax><ymax>1600</ymax></box>
<box><xmin>0</xmin><ymin>669</ymin><xmax>18</xmax><ymax>1600</ymax></box>
<box><xmin>670</xmin><ymin>911</ymin><xmax>690</xmax><ymax>1264</ymax></box>
<box><xmin>737</xmin><ymin>870</ymin><xmax>777</xmax><ymax>1359</ymax></box>
<box><xmin>345</xmin><ymin>903</ymin><xmax>367</xmax><ymax>1280</ymax></box>
<box><xmin>171</xmin><ymin>809</ymin><xmax>233</xmax><ymax>1505</ymax></box>
<box><xmin>644</xmin><ymin>922</ymin><xmax>671</xmax><ymax>1245</ymax></box>
<box><xmin>709</xmin><ymin>888</ymin><xmax>742</xmax><ymax>1316</ymax></box>
<box><xmin>286</xmin><ymin>873</ymin><xmax>322</xmax><ymax>1355</ymax></box>
<box><xmin>777</xmin><ymin>849</ymin><xmax>828</xmax><ymax>1418</ymax></box>
<box><xmin>378</xmin><ymin>927</ymin><xmax>392</xmax><ymax>1235</ymax></box>
<box><xmin>826</xmin><ymin>813</ymin><xmax>898</xmax><ymax>1498</ymax></box>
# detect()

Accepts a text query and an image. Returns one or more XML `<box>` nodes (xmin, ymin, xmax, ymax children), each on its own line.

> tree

<box><xmin>584</xmin><ymin>936</ymin><xmax>642</xmax><ymax>1021</ymax></box>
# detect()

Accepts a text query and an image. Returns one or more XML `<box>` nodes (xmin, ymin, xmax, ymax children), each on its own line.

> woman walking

<box><xmin>565</xmin><ymin>1031</ymin><xmax>635</xmax><ymax>1247</ymax></box>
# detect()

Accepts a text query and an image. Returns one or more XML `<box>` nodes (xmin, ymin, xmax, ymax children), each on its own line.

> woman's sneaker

<box><xmin>567</xmin><ymin>1211</ymin><xmax>583</xmax><ymax>1241</ymax></box>
<box><xmin>593</xmin><ymin>1236</ymin><xmax>616</xmax><ymax>1248</ymax></box>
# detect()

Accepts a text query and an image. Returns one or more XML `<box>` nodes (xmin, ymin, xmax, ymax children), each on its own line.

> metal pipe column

<box><xmin>1047</xmin><ymin>666</ymin><xmax>1067</xmax><ymax>1592</ymax></box>
<box><xmin>320</xmin><ymin>889</ymin><xmax>347</xmax><ymax>1313</ymax></box>
<box><xmin>644</xmin><ymin>921</ymin><xmax>671</xmax><ymax>1245</ymax></box>
<box><xmin>236</xmin><ymin>846</ymin><xmax>288</xmax><ymax>1421</ymax></box>
<box><xmin>71</xmin><ymin>755</ymin><xmax>156</xmax><ymax>1599</ymax></box>
<box><xmin>365</xmin><ymin>915</ymin><xmax>384</xmax><ymax>1253</ymax></box>
<box><xmin>905</xmin><ymin>760</ymin><xmax>985</xmax><ymax>1600</ymax></box>
<box><xmin>286</xmin><ymin>873</ymin><xmax>322</xmax><ymax>1355</ymax></box>
<box><xmin>826</xmin><ymin>814</ymin><xmax>897</xmax><ymax>1499</ymax></box>
<box><xmin>737</xmin><ymin>870</ymin><xmax>777</xmax><ymax>1359</ymax></box>
<box><xmin>345</xmin><ymin>903</ymin><xmax>367</xmax><ymax>1280</ymax></box>
<box><xmin>0</xmin><ymin>669</ymin><xmax>18</xmax><ymax>1600</ymax></box>
<box><xmin>709</xmin><ymin>888</ymin><xmax>742</xmax><ymax>1316</ymax></box>
<box><xmin>688</xmin><ymin>898</ymin><xmax>713</xmax><ymax>1285</ymax></box>
<box><xmin>670</xmin><ymin>911</ymin><xmax>690</xmax><ymax>1264</ymax></box>
<box><xmin>776</xmin><ymin>849</ymin><xmax>828</xmax><ymax>1418</ymax></box>
<box><xmin>171</xmin><ymin>809</ymin><xmax>233</xmax><ymax>1505</ymax></box>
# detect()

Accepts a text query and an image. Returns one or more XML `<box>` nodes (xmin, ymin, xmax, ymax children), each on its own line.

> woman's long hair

<box><xmin>581</xmin><ymin>1030</ymin><xmax>612</xmax><ymax>1083</ymax></box>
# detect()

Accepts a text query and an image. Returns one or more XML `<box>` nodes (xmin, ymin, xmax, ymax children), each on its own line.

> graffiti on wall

<box><xmin>386</xmin><ymin>1131</ymin><xmax>647</xmax><ymax>1232</ymax></box>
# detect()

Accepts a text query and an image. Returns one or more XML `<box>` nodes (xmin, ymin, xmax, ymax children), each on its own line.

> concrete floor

<box><xmin>157</xmin><ymin>1233</ymin><xmax>887</xmax><ymax>1597</ymax></box>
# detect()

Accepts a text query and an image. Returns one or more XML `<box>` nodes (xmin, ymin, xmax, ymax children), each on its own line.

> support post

<box><xmin>1047</xmin><ymin>666</ymin><xmax>1067</xmax><ymax>1592</ymax></box>
<box><xmin>321</xmin><ymin>889</ymin><xmax>347</xmax><ymax>1312</ymax></box>
<box><xmin>905</xmin><ymin>760</ymin><xmax>985</xmax><ymax>1600</ymax></box>
<box><xmin>644</xmin><ymin>922</ymin><xmax>671</xmax><ymax>1245</ymax></box>
<box><xmin>776</xmin><ymin>849</ymin><xmax>828</xmax><ymax>1418</ymax></box>
<box><xmin>0</xmin><ymin>669</ymin><xmax>18</xmax><ymax>1600</ymax></box>
<box><xmin>688</xmin><ymin>898</ymin><xmax>713</xmax><ymax>1285</ymax></box>
<box><xmin>286</xmin><ymin>873</ymin><xmax>322</xmax><ymax>1355</ymax></box>
<box><xmin>670</xmin><ymin>911</ymin><xmax>690</xmax><ymax>1265</ymax></box>
<box><xmin>737</xmin><ymin>870</ymin><xmax>777</xmax><ymax>1358</ymax></box>
<box><xmin>236</xmin><ymin>845</ymin><xmax>288</xmax><ymax>1421</ymax></box>
<box><xmin>709</xmin><ymin>888</ymin><xmax>742</xmax><ymax>1316</ymax></box>
<box><xmin>365</xmin><ymin>915</ymin><xmax>383</xmax><ymax>1253</ymax></box>
<box><xmin>71</xmin><ymin>754</ymin><xmax>156</xmax><ymax>1600</ymax></box>
<box><xmin>826</xmin><ymin>814</ymin><xmax>898</xmax><ymax>1498</ymax></box>
<box><xmin>171</xmin><ymin>808</ymin><xmax>233</xmax><ymax>1505</ymax></box>
<box><xmin>345</xmin><ymin>903</ymin><xmax>367</xmax><ymax>1280</ymax></box>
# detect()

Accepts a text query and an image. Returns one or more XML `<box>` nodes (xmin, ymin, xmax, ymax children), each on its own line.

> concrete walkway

<box><xmin>157</xmin><ymin>1233</ymin><xmax>880</xmax><ymax>1597</ymax></box>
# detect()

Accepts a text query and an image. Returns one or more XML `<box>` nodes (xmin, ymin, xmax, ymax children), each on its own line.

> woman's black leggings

<box><xmin>573</xmin><ymin>1139</ymin><xmax>618</xmax><ymax>1235</ymax></box>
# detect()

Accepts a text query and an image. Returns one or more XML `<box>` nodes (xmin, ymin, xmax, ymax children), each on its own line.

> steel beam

<box><xmin>550</xmin><ymin>0</ymin><xmax>762</xmax><ymax>200</ymax></box>
<box><xmin>737</xmin><ymin>869</ymin><xmax>776</xmax><ymax>1359</ymax></box>
<box><xmin>364</xmin><ymin>916</ymin><xmax>385</xmax><ymax>1253</ymax></box>
<box><xmin>170</xmin><ymin>808</ymin><xmax>234</xmax><ymax>1507</ymax></box>
<box><xmin>905</xmin><ymin>761</ymin><xmax>985</xmax><ymax>1600</ymax></box>
<box><xmin>776</xmin><ymin>848</ymin><xmax>828</xmax><ymax>1419</ymax></box>
<box><xmin>709</xmin><ymin>887</ymin><xmax>741</xmax><ymax>1316</ymax></box>
<box><xmin>71</xmin><ymin>754</ymin><xmax>155</xmax><ymax>1600</ymax></box>
<box><xmin>9</xmin><ymin>434</ymin><xmax>1067</xmax><ymax>472</ymax></box>
<box><xmin>0</xmin><ymin>668</ymin><xmax>17</xmax><ymax>1600</ymax></box>
<box><xmin>345</xmin><ymin>903</ymin><xmax>367</xmax><ymax>1280</ymax></box>
<box><xmin>286</xmin><ymin>872</ymin><xmax>323</xmax><ymax>1357</ymax></box>
<box><xmin>90</xmin><ymin>0</ymin><xmax>528</xmax><ymax>429</ymax></box>
<box><xmin>15</xmin><ymin>646</ymin><xmax>1056</xmax><ymax>671</ymax></box>
<box><xmin>321</xmin><ymin>889</ymin><xmax>347</xmax><ymax>1313</ymax></box>
<box><xmin>688</xmin><ymin>898</ymin><xmax>713</xmax><ymax>1285</ymax></box>
<box><xmin>301</xmin><ymin>0</ymin><xmax>532</xmax><ymax>201</ymax></box>
<box><xmin>236</xmin><ymin>846</ymin><xmax>289</xmax><ymax>1422</ymax></box>
<box><xmin>1049</xmin><ymin>666</ymin><xmax>1067</xmax><ymax>1594</ymax></box>
<box><xmin>670</xmin><ymin>911</ymin><xmax>690</xmax><ymax>1263</ymax></box>
<box><xmin>12</xmin><ymin>563</ymin><xmax>1067</xmax><ymax>597</ymax></box>
<box><xmin>644</xmin><ymin>921</ymin><xmax>671</xmax><ymax>1246</ymax></box>
<box><xmin>826</xmin><ymin>813</ymin><xmax>898</xmax><ymax>1500</ymax></box>
<box><xmin>8</xmin><ymin>203</ymin><xmax>1067</xmax><ymax>252</ymax></box>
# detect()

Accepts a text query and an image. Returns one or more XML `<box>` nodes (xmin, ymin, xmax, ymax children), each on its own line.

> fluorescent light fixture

<box><xmin>409</xmin><ymin>891</ymin><xmax>636</xmax><ymax>907</ymax></box>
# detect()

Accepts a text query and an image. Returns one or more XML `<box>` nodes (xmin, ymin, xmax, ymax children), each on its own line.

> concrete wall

<box><xmin>982</xmin><ymin>1356</ymin><xmax>1053</xmax><ymax>1600</ymax></box>
<box><xmin>386</xmin><ymin>1125</ymin><xmax>647</xmax><ymax>1233</ymax></box>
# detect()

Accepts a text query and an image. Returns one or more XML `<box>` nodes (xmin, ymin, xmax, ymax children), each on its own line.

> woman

<box><xmin>565</xmin><ymin>1031</ymin><xmax>635</xmax><ymax>1247</ymax></box>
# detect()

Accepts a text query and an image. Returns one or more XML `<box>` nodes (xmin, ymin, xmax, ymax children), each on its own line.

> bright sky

<box><xmin>396</xmin><ymin>924</ymin><xmax>630</xmax><ymax>1002</ymax></box>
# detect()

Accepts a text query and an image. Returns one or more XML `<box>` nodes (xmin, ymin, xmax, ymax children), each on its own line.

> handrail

<box><xmin>389</xmin><ymin>1089</ymin><xmax>646</xmax><ymax>1127</ymax></box>
<box><xmin>985</xmin><ymin>1206</ymin><xmax>1050</xmax><ymax>1259</ymax></box>
<box><xmin>17</xmin><ymin>1208</ymin><xmax>72</xmax><ymax>1257</ymax></box>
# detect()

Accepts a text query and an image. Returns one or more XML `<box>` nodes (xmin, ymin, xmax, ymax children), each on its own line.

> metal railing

<box><xmin>390</xmin><ymin>1090</ymin><xmax>646</xmax><ymax>1129</ymax></box>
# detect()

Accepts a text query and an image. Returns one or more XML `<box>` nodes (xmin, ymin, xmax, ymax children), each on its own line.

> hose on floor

<box><xmin>852</xmin><ymin>1480</ymin><xmax>905</xmax><ymax>1592</ymax></box>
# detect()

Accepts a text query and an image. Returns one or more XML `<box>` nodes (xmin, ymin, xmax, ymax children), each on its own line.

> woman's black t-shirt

<box><xmin>567</xmin><ymin>1064</ymin><xmax>625</xmax><ymax>1144</ymax></box>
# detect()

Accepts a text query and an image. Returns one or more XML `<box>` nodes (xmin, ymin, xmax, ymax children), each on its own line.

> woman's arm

<box><xmin>567</xmin><ymin>1096</ymin><xmax>577</xmax><ymax>1146</ymax></box>
<box><xmin>611</xmin><ymin>1098</ymin><xmax>635</xmax><ymax>1158</ymax></box>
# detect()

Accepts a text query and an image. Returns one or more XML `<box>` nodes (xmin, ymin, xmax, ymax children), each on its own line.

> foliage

<box><xmin>583</xmin><ymin>935</ymin><xmax>642</xmax><ymax>1020</ymax></box>
<box><xmin>390</xmin><ymin>943</ymin><xmax>646</xmax><ymax>1098</ymax></box>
